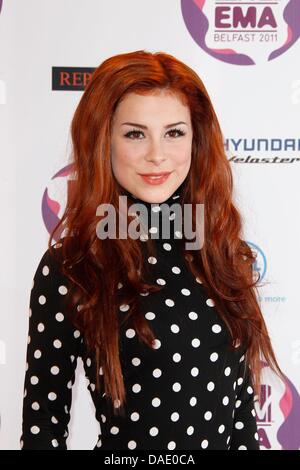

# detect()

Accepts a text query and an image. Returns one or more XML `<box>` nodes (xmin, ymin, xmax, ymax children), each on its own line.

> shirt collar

<box><xmin>120</xmin><ymin>181</ymin><xmax>186</xmax><ymax>241</ymax></box>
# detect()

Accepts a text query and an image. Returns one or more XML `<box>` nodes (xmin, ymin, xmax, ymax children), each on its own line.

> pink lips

<box><xmin>139</xmin><ymin>172</ymin><xmax>172</xmax><ymax>185</ymax></box>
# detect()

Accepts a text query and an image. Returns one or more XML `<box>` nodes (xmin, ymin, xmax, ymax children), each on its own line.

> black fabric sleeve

<box><xmin>229</xmin><ymin>354</ymin><xmax>260</xmax><ymax>450</ymax></box>
<box><xmin>20</xmin><ymin>243</ymin><xmax>83</xmax><ymax>450</ymax></box>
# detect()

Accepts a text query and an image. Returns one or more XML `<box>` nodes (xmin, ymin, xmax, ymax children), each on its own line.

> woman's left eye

<box><xmin>167</xmin><ymin>128</ymin><xmax>186</xmax><ymax>138</ymax></box>
<box><xmin>124</xmin><ymin>128</ymin><xmax>185</xmax><ymax>139</ymax></box>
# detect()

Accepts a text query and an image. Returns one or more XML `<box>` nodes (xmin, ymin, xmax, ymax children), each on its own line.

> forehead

<box><xmin>113</xmin><ymin>90</ymin><xmax>190</xmax><ymax>122</ymax></box>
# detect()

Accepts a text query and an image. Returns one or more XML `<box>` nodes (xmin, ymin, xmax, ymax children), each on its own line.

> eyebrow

<box><xmin>121</xmin><ymin>121</ymin><xmax>187</xmax><ymax>129</ymax></box>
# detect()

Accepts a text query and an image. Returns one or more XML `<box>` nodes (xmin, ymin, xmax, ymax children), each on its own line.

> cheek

<box><xmin>111</xmin><ymin>142</ymin><xmax>141</xmax><ymax>175</ymax></box>
<box><xmin>112</xmin><ymin>144</ymin><xmax>141</xmax><ymax>168</ymax></box>
<box><xmin>170</xmin><ymin>141</ymin><xmax>192</xmax><ymax>166</ymax></box>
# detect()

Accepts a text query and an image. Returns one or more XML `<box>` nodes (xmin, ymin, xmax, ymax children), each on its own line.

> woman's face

<box><xmin>110</xmin><ymin>90</ymin><xmax>193</xmax><ymax>203</ymax></box>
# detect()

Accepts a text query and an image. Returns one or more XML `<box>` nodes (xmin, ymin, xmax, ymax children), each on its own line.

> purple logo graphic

<box><xmin>257</xmin><ymin>362</ymin><xmax>300</xmax><ymax>450</ymax></box>
<box><xmin>0</xmin><ymin>1</ymin><xmax>2</xmax><ymax>14</ymax></box>
<box><xmin>181</xmin><ymin>0</ymin><xmax>300</xmax><ymax>65</ymax></box>
<box><xmin>42</xmin><ymin>163</ymin><xmax>75</xmax><ymax>240</ymax></box>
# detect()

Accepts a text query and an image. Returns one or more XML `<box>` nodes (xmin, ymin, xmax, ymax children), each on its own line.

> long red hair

<box><xmin>48</xmin><ymin>50</ymin><xmax>284</xmax><ymax>416</ymax></box>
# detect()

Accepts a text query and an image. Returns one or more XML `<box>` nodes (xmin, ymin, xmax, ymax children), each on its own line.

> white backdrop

<box><xmin>0</xmin><ymin>0</ymin><xmax>300</xmax><ymax>450</ymax></box>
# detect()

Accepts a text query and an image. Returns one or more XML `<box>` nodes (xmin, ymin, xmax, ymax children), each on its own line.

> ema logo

<box><xmin>181</xmin><ymin>0</ymin><xmax>300</xmax><ymax>65</ymax></box>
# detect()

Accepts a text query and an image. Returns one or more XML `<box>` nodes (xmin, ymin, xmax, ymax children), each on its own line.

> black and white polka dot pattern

<box><xmin>20</xmin><ymin>184</ymin><xmax>259</xmax><ymax>450</ymax></box>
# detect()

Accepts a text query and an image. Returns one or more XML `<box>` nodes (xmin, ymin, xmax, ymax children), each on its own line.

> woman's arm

<box><xmin>20</xmin><ymin>244</ymin><xmax>83</xmax><ymax>450</ymax></box>
<box><xmin>229</xmin><ymin>354</ymin><xmax>260</xmax><ymax>450</ymax></box>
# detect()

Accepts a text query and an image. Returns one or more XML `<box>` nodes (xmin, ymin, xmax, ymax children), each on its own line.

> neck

<box><xmin>120</xmin><ymin>182</ymin><xmax>186</xmax><ymax>242</ymax></box>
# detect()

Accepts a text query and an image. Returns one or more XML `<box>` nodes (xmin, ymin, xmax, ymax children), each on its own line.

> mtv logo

<box><xmin>256</xmin><ymin>384</ymin><xmax>272</xmax><ymax>424</ymax></box>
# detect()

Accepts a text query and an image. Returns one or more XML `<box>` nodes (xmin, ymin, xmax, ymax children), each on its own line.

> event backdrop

<box><xmin>0</xmin><ymin>0</ymin><xmax>300</xmax><ymax>450</ymax></box>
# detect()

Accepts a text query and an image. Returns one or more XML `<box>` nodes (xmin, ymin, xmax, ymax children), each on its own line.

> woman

<box><xmin>20</xmin><ymin>50</ymin><xmax>284</xmax><ymax>450</ymax></box>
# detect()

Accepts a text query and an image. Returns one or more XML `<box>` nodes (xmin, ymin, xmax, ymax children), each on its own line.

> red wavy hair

<box><xmin>48</xmin><ymin>50</ymin><xmax>284</xmax><ymax>416</ymax></box>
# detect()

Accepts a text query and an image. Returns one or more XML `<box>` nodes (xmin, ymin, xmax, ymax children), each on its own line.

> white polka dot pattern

<box><xmin>20</xmin><ymin>189</ymin><xmax>260</xmax><ymax>450</ymax></box>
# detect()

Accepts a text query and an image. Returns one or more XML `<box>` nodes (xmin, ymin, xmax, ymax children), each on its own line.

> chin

<box><xmin>140</xmin><ymin>186</ymin><xmax>174</xmax><ymax>203</ymax></box>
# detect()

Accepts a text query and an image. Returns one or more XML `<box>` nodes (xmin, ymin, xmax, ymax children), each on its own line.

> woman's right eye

<box><xmin>124</xmin><ymin>130</ymin><xmax>144</xmax><ymax>139</ymax></box>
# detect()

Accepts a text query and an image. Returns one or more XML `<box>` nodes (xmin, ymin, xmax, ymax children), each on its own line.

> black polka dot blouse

<box><xmin>21</xmin><ymin>183</ymin><xmax>260</xmax><ymax>450</ymax></box>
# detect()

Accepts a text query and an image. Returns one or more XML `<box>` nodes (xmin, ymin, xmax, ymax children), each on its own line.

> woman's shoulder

<box><xmin>33</xmin><ymin>238</ymin><xmax>71</xmax><ymax>284</ymax></box>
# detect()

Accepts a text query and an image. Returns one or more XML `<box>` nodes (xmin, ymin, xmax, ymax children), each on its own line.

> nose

<box><xmin>144</xmin><ymin>139</ymin><xmax>167</xmax><ymax>166</ymax></box>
